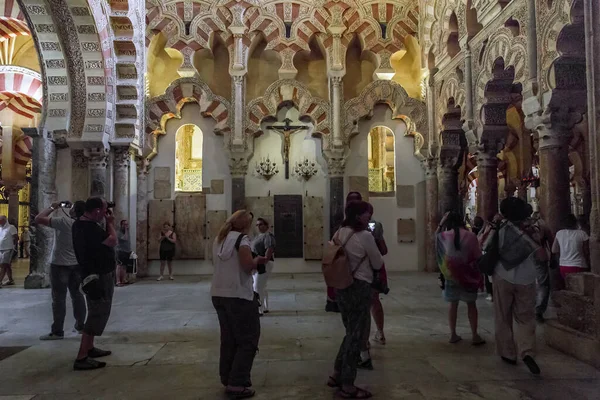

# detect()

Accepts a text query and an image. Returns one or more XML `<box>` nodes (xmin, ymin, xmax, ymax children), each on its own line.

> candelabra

<box><xmin>255</xmin><ymin>156</ymin><xmax>279</xmax><ymax>180</ymax></box>
<box><xmin>294</xmin><ymin>158</ymin><xmax>318</xmax><ymax>181</ymax></box>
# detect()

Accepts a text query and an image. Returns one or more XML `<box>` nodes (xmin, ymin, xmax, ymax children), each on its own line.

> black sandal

<box><xmin>327</xmin><ymin>376</ymin><xmax>341</xmax><ymax>388</ymax></box>
<box><xmin>339</xmin><ymin>387</ymin><xmax>372</xmax><ymax>399</ymax></box>
<box><xmin>226</xmin><ymin>388</ymin><xmax>255</xmax><ymax>399</ymax></box>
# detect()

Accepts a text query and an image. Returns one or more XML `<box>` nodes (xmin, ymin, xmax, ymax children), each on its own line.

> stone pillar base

<box><xmin>24</xmin><ymin>272</ymin><xmax>50</xmax><ymax>289</ymax></box>
<box><xmin>545</xmin><ymin>320</ymin><xmax>600</xmax><ymax>369</ymax></box>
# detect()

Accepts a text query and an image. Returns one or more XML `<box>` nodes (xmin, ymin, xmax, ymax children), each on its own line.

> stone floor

<box><xmin>0</xmin><ymin>272</ymin><xmax>598</xmax><ymax>399</ymax></box>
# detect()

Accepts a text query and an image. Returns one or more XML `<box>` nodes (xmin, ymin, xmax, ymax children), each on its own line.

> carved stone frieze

<box><xmin>229</xmin><ymin>156</ymin><xmax>249</xmax><ymax>177</ymax></box>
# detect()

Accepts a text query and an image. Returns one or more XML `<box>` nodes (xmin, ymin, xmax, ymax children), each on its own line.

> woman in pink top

<box><xmin>552</xmin><ymin>214</ymin><xmax>590</xmax><ymax>279</ymax></box>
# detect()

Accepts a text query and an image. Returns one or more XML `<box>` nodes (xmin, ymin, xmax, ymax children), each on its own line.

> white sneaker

<box><xmin>157</xmin><ymin>276</ymin><xmax>163</xmax><ymax>281</ymax></box>
<box><xmin>169</xmin><ymin>276</ymin><xmax>174</xmax><ymax>280</ymax></box>
<box><xmin>486</xmin><ymin>295</ymin><xmax>493</xmax><ymax>301</ymax></box>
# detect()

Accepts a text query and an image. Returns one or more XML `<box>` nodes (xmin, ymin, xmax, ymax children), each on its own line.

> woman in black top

<box><xmin>158</xmin><ymin>222</ymin><xmax>176</xmax><ymax>281</ymax></box>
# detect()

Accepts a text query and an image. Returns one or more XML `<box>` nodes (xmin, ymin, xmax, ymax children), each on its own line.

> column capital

<box><xmin>326</xmin><ymin>156</ymin><xmax>346</xmax><ymax>177</ymax></box>
<box><xmin>84</xmin><ymin>147</ymin><xmax>109</xmax><ymax>169</ymax></box>
<box><xmin>421</xmin><ymin>157</ymin><xmax>438</xmax><ymax>178</ymax></box>
<box><xmin>135</xmin><ymin>157</ymin><xmax>150</xmax><ymax>175</ymax></box>
<box><xmin>113</xmin><ymin>147</ymin><xmax>131</xmax><ymax>170</ymax></box>
<box><xmin>229</xmin><ymin>156</ymin><xmax>249</xmax><ymax>177</ymax></box>
<box><xmin>475</xmin><ymin>147</ymin><xmax>500</xmax><ymax>168</ymax></box>
<box><xmin>72</xmin><ymin>149</ymin><xmax>89</xmax><ymax>168</ymax></box>
<box><xmin>528</xmin><ymin>107</ymin><xmax>581</xmax><ymax>150</ymax></box>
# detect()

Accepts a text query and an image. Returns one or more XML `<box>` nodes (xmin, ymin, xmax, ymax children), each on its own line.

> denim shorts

<box><xmin>443</xmin><ymin>279</ymin><xmax>478</xmax><ymax>303</ymax></box>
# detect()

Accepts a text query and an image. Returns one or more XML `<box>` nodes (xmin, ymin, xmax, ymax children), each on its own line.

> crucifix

<box><xmin>266</xmin><ymin>118</ymin><xmax>309</xmax><ymax>179</ymax></box>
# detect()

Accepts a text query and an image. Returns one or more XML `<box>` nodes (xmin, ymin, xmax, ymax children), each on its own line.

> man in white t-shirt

<box><xmin>0</xmin><ymin>215</ymin><xmax>18</xmax><ymax>286</ymax></box>
<box><xmin>552</xmin><ymin>214</ymin><xmax>590</xmax><ymax>279</ymax></box>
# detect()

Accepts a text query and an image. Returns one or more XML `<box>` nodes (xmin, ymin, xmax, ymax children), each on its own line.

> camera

<box><xmin>371</xmin><ymin>270</ymin><xmax>390</xmax><ymax>295</ymax></box>
<box><xmin>60</xmin><ymin>201</ymin><xmax>72</xmax><ymax>208</ymax></box>
<box><xmin>106</xmin><ymin>201</ymin><xmax>116</xmax><ymax>208</ymax></box>
<box><xmin>368</xmin><ymin>222</ymin><xmax>375</xmax><ymax>232</ymax></box>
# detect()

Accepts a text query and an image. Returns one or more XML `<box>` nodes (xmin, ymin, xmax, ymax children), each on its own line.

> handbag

<box><xmin>477</xmin><ymin>227</ymin><xmax>499</xmax><ymax>276</ymax></box>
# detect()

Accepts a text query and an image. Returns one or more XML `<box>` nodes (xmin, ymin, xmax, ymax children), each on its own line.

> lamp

<box><xmin>255</xmin><ymin>156</ymin><xmax>279</xmax><ymax>180</ymax></box>
<box><xmin>294</xmin><ymin>158</ymin><xmax>318</xmax><ymax>181</ymax></box>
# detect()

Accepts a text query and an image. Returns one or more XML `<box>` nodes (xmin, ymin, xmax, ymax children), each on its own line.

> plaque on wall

<box><xmin>274</xmin><ymin>195</ymin><xmax>303</xmax><ymax>258</ymax></box>
<box><xmin>175</xmin><ymin>194</ymin><xmax>206</xmax><ymax>259</ymax></box>
<box><xmin>397</xmin><ymin>218</ymin><xmax>416</xmax><ymax>243</ymax></box>
<box><xmin>396</xmin><ymin>185</ymin><xmax>415</xmax><ymax>208</ymax></box>
<box><xmin>154</xmin><ymin>167</ymin><xmax>171</xmax><ymax>181</ymax></box>
<box><xmin>154</xmin><ymin>180</ymin><xmax>171</xmax><ymax>200</ymax></box>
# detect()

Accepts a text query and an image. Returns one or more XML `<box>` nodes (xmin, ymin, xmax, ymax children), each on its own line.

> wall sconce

<box><xmin>255</xmin><ymin>156</ymin><xmax>279</xmax><ymax>180</ymax></box>
<box><xmin>294</xmin><ymin>158</ymin><xmax>318</xmax><ymax>181</ymax></box>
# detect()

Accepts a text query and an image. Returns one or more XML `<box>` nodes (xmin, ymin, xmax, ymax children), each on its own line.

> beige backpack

<box><xmin>322</xmin><ymin>229</ymin><xmax>359</xmax><ymax>290</ymax></box>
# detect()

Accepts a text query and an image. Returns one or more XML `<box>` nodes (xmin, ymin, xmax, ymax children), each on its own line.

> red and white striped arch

<box><xmin>14</xmin><ymin>134</ymin><xmax>32</xmax><ymax>166</ymax></box>
<box><xmin>0</xmin><ymin>67</ymin><xmax>42</xmax><ymax>119</ymax></box>
<box><xmin>0</xmin><ymin>16</ymin><xmax>28</xmax><ymax>41</ymax></box>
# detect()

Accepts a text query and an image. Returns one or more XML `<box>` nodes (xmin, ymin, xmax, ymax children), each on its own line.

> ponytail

<box><xmin>217</xmin><ymin>222</ymin><xmax>233</xmax><ymax>243</ymax></box>
<box><xmin>453</xmin><ymin>226</ymin><xmax>461</xmax><ymax>251</ymax></box>
<box><xmin>216</xmin><ymin>210</ymin><xmax>253</xmax><ymax>243</ymax></box>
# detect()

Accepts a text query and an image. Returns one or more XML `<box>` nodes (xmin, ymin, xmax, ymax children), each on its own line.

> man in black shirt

<box><xmin>72</xmin><ymin>197</ymin><xmax>118</xmax><ymax>370</ymax></box>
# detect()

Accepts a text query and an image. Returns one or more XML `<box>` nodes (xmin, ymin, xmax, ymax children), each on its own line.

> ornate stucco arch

<box><xmin>245</xmin><ymin>79</ymin><xmax>331</xmax><ymax>137</ymax></box>
<box><xmin>146</xmin><ymin>77</ymin><xmax>231</xmax><ymax>137</ymax></box>
<box><xmin>436</xmin><ymin>72</ymin><xmax>466</xmax><ymax>132</ymax></box>
<box><xmin>343</xmin><ymin>80</ymin><xmax>428</xmax><ymax>160</ymax></box>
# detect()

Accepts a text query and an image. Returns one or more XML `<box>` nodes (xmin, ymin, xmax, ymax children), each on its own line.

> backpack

<box><xmin>322</xmin><ymin>229</ymin><xmax>359</xmax><ymax>290</ymax></box>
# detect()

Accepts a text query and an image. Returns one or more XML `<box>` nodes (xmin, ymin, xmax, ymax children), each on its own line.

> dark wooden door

<box><xmin>274</xmin><ymin>195</ymin><xmax>303</xmax><ymax>258</ymax></box>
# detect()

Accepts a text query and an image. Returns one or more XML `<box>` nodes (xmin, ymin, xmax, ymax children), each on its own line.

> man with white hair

<box><xmin>0</xmin><ymin>215</ymin><xmax>18</xmax><ymax>286</ymax></box>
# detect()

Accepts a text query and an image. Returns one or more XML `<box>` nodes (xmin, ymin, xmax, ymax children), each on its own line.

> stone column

<box><xmin>537</xmin><ymin>118</ymin><xmax>574</xmax><ymax>234</ymax></box>
<box><xmin>477</xmin><ymin>150</ymin><xmax>500</xmax><ymax>222</ymax></box>
<box><xmin>437</xmin><ymin>164</ymin><xmax>459</xmax><ymax>215</ymax></box>
<box><xmin>327</xmin><ymin>157</ymin><xmax>346</xmax><ymax>238</ymax></box>
<box><xmin>23</xmin><ymin>128</ymin><xmax>56</xmax><ymax>289</ymax></box>
<box><xmin>6</xmin><ymin>186</ymin><xmax>20</xmax><ymax>225</ymax></box>
<box><xmin>231</xmin><ymin>75</ymin><xmax>246</xmax><ymax>152</ymax></box>
<box><xmin>229</xmin><ymin>157</ymin><xmax>248</xmax><ymax>212</ymax></box>
<box><xmin>112</xmin><ymin>147</ymin><xmax>130</xmax><ymax>223</ymax></box>
<box><xmin>135</xmin><ymin>158</ymin><xmax>149</xmax><ymax>277</ymax></box>
<box><xmin>330</xmin><ymin>76</ymin><xmax>344</xmax><ymax>149</ymax></box>
<box><xmin>85</xmin><ymin>147</ymin><xmax>109</xmax><ymax>198</ymax></box>
<box><xmin>423</xmin><ymin>158</ymin><xmax>439</xmax><ymax>272</ymax></box>
<box><xmin>71</xmin><ymin>149</ymin><xmax>89</xmax><ymax>201</ymax></box>
<box><xmin>585</xmin><ymin>0</ymin><xmax>600</xmax><ymax>273</ymax></box>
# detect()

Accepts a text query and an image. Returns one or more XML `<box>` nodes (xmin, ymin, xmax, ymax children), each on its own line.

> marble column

<box><xmin>7</xmin><ymin>186</ymin><xmax>20</xmax><ymax>225</ymax></box>
<box><xmin>135</xmin><ymin>158</ymin><xmax>149</xmax><ymax>278</ymax></box>
<box><xmin>112</xmin><ymin>147</ymin><xmax>130</xmax><ymax>223</ymax></box>
<box><xmin>229</xmin><ymin>157</ymin><xmax>248</xmax><ymax>212</ymax></box>
<box><xmin>330</xmin><ymin>76</ymin><xmax>344</xmax><ymax>149</ymax></box>
<box><xmin>477</xmin><ymin>150</ymin><xmax>500</xmax><ymax>222</ymax></box>
<box><xmin>71</xmin><ymin>149</ymin><xmax>89</xmax><ymax>201</ymax></box>
<box><xmin>423</xmin><ymin>158</ymin><xmax>439</xmax><ymax>272</ymax></box>
<box><xmin>437</xmin><ymin>165</ymin><xmax>459</xmax><ymax>215</ymax></box>
<box><xmin>327</xmin><ymin>157</ymin><xmax>346</xmax><ymax>237</ymax></box>
<box><xmin>84</xmin><ymin>147</ymin><xmax>109</xmax><ymax>198</ymax></box>
<box><xmin>23</xmin><ymin>128</ymin><xmax>56</xmax><ymax>289</ymax></box>
<box><xmin>231</xmin><ymin>75</ymin><xmax>246</xmax><ymax>152</ymax></box>
<box><xmin>537</xmin><ymin>123</ymin><xmax>573</xmax><ymax>234</ymax></box>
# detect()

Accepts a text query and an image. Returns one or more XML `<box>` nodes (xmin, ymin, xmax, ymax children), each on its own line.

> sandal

<box><xmin>327</xmin><ymin>376</ymin><xmax>341</xmax><ymax>388</ymax></box>
<box><xmin>226</xmin><ymin>388</ymin><xmax>255</xmax><ymax>399</ymax></box>
<box><xmin>339</xmin><ymin>387</ymin><xmax>372</xmax><ymax>399</ymax></box>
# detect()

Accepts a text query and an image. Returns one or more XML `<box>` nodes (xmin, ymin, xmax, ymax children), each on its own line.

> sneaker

<box><xmin>5</xmin><ymin>280</ymin><xmax>15</xmax><ymax>286</ymax></box>
<box><xmin>88</xmin><ymin>347</ymin><xmax>112</xmax><ymax>358</ymax></box>
<box><xmin>373</xmin><ymin>331</ymin><xmax>386</xmax><ymax>345</ymax></box>
<box><xmin>40</xmin><ymin>333</ymin><xmax>64</xmax><ymax>340</ymax></box>
<box><xmin>73</xmin><ymin>357</ymin><xmax>106</xmax><ymax>371</ymax></box>
<box><xmin>357</xmin><ymin>358</ymin><xmax>374</xmax><ymax>370</ymax></box>
<box><xmin>156</xmin><ymin>276</ymin><xmax>163</xmax><ymax>281</ymax></box>
<box><xmin>486</xmin><ymin>295</ymin><xmax>493</xmax><ymax>302</ymax></box>
<box><xmin>169</xmin><ymin>276</ymin><xmax>174</xmax><ymax>280</ymax></box>
<box><xmin>523</xmin><ymin>355</ymin><xmax>540</xmax><ymax>375</ymax></box>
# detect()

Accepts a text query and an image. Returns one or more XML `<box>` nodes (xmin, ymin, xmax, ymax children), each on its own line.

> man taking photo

<box><xmin>72</xmin><ymin>197</ymin><xmax>118</xmax><ymax>370</ymax></box>
<box><xmin>36</xmin><ymin>200</ymin><xmax>87</xmax><ymax>340</ymax></box>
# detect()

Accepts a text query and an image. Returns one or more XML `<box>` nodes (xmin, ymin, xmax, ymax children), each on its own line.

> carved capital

<box><xmin>135</xmin><ymin>157</ymin><xmax>150</xmax><ymax>176</ymax></box>
<box><xmin>71</xmin><ymin>149</ymin><xmax>88</xmax><ymax>168</ymax></box>
<box><xmin>229</xmin><ymin>157</ymin><xmax>249</xmax><ymax>177</ymax></box>
<box><xmin>84</xmin><ymin>147</ymin><xmax>109</xmax><ymax>169</ymax></box>
<box><xmin>113</xmin><ymin>147</ymin><xmax>131</xmax><ymax>170</ymax></box>
<box><xmin>475</xmin><ymin>148</ymin><xmax>499</xmax><ymax>168</ymax></box>
<box><xmin>330</xmin><ymin>76</ymin><xmax>342</xmax><ymax>87</ymax></box>
<box><xmin>326</xmin><ymin>157</ymin><xmax>346</xmax><ymax>177</ymax></box>
<box><xmin>529</xmin><ymin>107</ymin><xmax>580</xmax><ymax>150</ymax></box>
<box><xmin>422</xmin><ymin>157</ymin><xmax>439</xmax><ymax>178</ymax></box>
<box><xmin>50</xmin><ymin>129</ymin><xmax>69</xmax><ymax>149</ymax></box>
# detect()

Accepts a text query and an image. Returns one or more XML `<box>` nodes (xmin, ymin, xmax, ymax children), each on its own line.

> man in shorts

<box><xmin>72</xmin><ymin>198</ymin><xmax>118</xmax><ymax>370</ymax></box>
<box><xmin>0</xmin><ymin>215</ymin><xmax>18</xmax><ymax>286</ymax></box>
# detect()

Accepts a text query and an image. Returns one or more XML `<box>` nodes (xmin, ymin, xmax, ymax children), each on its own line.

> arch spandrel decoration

<box><xmin>146</xmin><ymin>77</ymin><xmax>231</xmax><ymax>136</ymax></box>
<box><xmin>474</xmin><ymin>28</ymin><xmax>527</xmax><ymax>126</ymax></box>
<box><xmin>245</xmin><ymin>79</ymin><xmax>331</xmax><ymax>137</ymax></box>
<box><xmin>343</xmin><ymin>80</ymin><xmax>428</xmax><ymax>160</ymax></box>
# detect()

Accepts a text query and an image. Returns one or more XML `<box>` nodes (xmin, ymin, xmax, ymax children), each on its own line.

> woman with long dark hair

<box><xmin>211</xmin><ymin>210</ymin><xmax>268</xmax><ymax>398</ymax></box>
<box><xmin>327</xmin><ymin>200</ymin><xmax>383</xmax><ymax>399</ymax></box>
<box><xmin>436</xmin><ymin>211</ymin><xmax>485</xmax><ymax>345</ymax></box>
<box><xmin>552</xmin><ymin>213</ymin><xmax>590</xmax><ymax>279</ymax></box>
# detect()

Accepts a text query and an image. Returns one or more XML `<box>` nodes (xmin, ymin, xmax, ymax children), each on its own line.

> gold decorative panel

<box><xmin>175</xmin><ymin>124</ymin><xmax>203</xmax><ymax>192</ymax></box>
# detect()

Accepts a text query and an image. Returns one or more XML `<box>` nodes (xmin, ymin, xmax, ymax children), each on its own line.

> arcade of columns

<box><xmin>0</xmin><ymin>0</ymin><xmax>599</xmax><ymax>367</ymax></box>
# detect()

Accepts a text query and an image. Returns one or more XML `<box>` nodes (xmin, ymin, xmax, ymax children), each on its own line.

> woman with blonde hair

<box><xmin>211</xmin><ymin>210</ymin><xmax>267</xmax><ymax>399</ymax></box>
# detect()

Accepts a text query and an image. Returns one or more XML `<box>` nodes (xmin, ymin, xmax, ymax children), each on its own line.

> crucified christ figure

<box><xmin>265</xmin><ymin>118</ymin><xmax>309</xmax><ymax>179</ymax></box>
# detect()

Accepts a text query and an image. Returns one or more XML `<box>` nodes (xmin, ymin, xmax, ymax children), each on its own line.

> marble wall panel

<box><xmin>397</xmin><ymin>218</ymin><xmax>416</xmax><ymax>243</ymax></box>
<box><xmin>245</xmin><ymin>196</ymin><xmax>274</xmax><ymax>238</ymax></box>
<box><xmin>349</xmin><ymin>176</ymin><xmax>369</xmax><ymax>201</ymax></box>
<box><xmin>304</xmin><ymin>196</ymin><xmax>324</xmax><ymax>260</ymax></box>
<box><xmin>154</xmin><ymin>181</ymin><xmax>171</xmax><ymax>200</ymax></box>
<box><xmin>396</xmin><ymin>185</ymin><xmax>415</xmax><ymax>208</ymax></box>
<box><xmin>154</xmin><ymin>167</ymin><xmax>170</xmax><ymax>181</ymax></box>
<box><xmin>148</xmin><ymin>200</ymin><xmax>174</xmax><ymax>260</ymax></box>
<box><xmin>211</xmin><ymin>179</ymin><xmax>224</xmax><ymax>194</ymax></box>
<box><xmin>175</xmin><ymin>194</ymin><xmax>206</xmax><ymax>259</ymax></box>
<box><xmin>206</xmin><ymin>210</ymin><xmax>228</xmax><ymax>260</ymax></box>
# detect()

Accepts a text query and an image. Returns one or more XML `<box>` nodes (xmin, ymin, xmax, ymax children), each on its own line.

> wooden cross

<box><xmin>265</xmin><ymin>118</ymin><xmax>309</xmax><ymax>179</ymax></box>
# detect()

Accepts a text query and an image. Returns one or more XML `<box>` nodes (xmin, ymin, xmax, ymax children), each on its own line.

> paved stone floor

<box><xmin>0</xmin><ymin>272</ymin><xmax>598</xmax><ymax>399</ymax></box>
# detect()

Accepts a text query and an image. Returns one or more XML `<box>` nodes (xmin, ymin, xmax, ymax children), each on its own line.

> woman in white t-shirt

<box><xmin>211</xmin><ymin>210</ymin><xmax>267</xmax><ymax>399</ymax></box>
<box><xmin>552</xmin><ymin>214</ymin><xmax>590</xmax><ymax>279</ymax></box>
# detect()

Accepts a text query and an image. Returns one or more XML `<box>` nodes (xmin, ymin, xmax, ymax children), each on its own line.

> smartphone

<box><xmin>368</xmin><ymin>222</ymin><xmax>375</xmax><ymax>232</ymax></box>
